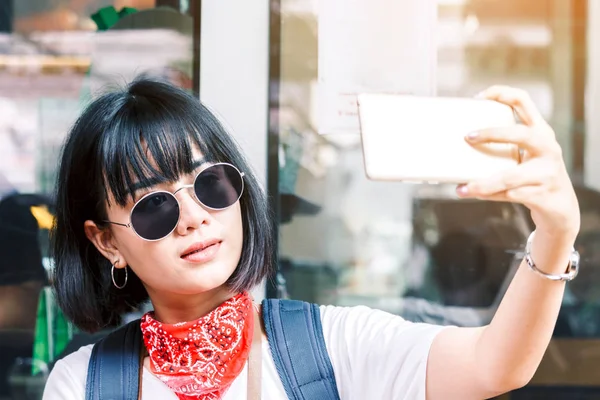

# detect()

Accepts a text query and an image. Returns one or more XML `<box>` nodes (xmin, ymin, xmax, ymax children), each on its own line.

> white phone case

<box><xmin>357</xmin><ymin>93</ymin><xmax>520</xmax><ymax>184</ymax></box>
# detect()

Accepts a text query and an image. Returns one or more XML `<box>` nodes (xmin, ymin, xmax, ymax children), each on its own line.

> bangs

<box><xmin>98</xmin><ymin>87</ymin><xmax>226</xmax><ymax>206</ymax></box>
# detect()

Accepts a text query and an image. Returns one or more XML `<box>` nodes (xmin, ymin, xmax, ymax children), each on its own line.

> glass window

<box><xmin>0</xmin><ymin>1</ymin><xmax>196</xmax><ymax>397</ymax></box>
<box><xmin>270</xmin><ymin>0</ymin><xmax>596</xmax><ymax>397</ymax></box>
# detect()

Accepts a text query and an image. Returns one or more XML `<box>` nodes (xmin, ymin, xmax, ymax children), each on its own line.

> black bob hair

<box><xmin>52</xmin><ymin>77</ymin><xmax>274</xmax><ymax>333</ymax></box>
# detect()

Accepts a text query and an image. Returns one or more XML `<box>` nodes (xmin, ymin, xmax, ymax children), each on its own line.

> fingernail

<box><xmin>457</xmin><ymin>185</ymin><xmax>469</xmax><ymax>196</ymax></box>
<box><xmin>466</xmin><ymin>131</ymin><xmax>479</xmax><ymax>140</ymax></box>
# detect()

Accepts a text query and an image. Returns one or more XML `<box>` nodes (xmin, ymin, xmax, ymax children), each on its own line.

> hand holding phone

<box><xmin>359</xmin><ymin>86</ymin><xmax>579</xmax><ymax>245</ymax></box>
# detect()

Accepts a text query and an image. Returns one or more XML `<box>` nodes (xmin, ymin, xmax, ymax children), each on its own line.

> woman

<box><xmin>43</xmin><ymin>77</ymin><xmax>580</xmax><ymax>399</ymax></box>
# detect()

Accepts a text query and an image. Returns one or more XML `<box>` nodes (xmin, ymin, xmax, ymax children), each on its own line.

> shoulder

<box><xmin>54</xmin><ymin>343</ymin><xmax>94</xmax><ymax>374</ymax></box>
<box><xmin>317</xmin><ymin>304</ymin><xmax>446</xmax><ymax>399</ymax></box>
<box><xmin>318</xmin><ymin>303</ymin><xmax>444</xmax><ymax>338</ymax></box>
<box><xmin>43</xmin><ymin>345</ymin><xmax>93</xmax><ymax>400</ymax></box>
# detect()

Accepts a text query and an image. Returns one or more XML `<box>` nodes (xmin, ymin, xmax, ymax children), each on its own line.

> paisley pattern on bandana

<box><xmin>140</xmin><ymin>292</ymin><xmax>254</xmax><ymax>400</ymax></box>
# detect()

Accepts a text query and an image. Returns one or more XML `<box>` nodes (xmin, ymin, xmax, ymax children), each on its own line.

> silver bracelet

<box><xmin>524</xmin><ymin>230</ymin><xmax>580</xmax><ymax>282</ymax></box>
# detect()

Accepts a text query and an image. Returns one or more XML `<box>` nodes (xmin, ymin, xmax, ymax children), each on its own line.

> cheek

<box><xmin>218</xmin><ymin>203</ymin><xmax>244</xmax><ymax>251</ymax></box>
<box><xmin>117</xmin><ymin>238</ymin><xmax>176</xmax><ymax>288</ymax></box>
<box><xmin>226</xmin><ymin>204</ymin><xmax>244</xmax><ymax>241</ymax></box>
<box><xmin>116</xmin><ymin>233</ymin><xmax>158</xmax><ymax>265</ymax></box>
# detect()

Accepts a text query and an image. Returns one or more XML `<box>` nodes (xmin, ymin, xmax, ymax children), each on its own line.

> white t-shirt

<box><xmin>43</xmin><ymin>305</ymin><xmax>446</xmax><ymax>400</ymax></box>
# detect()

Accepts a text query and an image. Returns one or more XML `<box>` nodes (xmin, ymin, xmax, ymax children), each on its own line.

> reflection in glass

<box><xmin>0</xmin><ymin>0</ymin><xmax>196</xmax><ymax>396</ymax></box>
<box><xmin>274</xmin><ymin>0</ymin><xmax>596</xmax><ymax>397</ymax></box>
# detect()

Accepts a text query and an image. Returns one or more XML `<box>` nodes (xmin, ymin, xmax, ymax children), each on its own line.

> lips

<box><xmin>181</xmin><ymin>239</ymin><xmax>222</xmax><ymax>258</ymax></box>
<box><xmin>180</xmin><ymin>239</ymin><xmax>222</xmax><ymax>264</ymax></box>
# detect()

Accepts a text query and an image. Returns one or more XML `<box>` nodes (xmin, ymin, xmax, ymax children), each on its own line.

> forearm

<box><xmin>425</xmin><ymin>86</ymin><xmax>580</xmax><ymax>399</ymax></box>
<box><xmin>476</xmin><ymin>230</ymin><xmax>574</xmax><ymax>390</ymax></box>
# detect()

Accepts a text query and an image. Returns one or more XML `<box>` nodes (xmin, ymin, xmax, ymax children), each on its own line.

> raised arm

<box><xmin>425</xmin><ymin>86</ymin><xmax>580</xmax><ymax>399</ymax></box>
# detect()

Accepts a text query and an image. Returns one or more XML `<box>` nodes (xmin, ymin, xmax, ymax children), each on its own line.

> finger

<box><xmin>478</xmin><ymin>85</ymin><xmax>545</xmax><ymax>127</ymax></box>
<box><xmin>458</xmin><ymin>165</ymin><xmax>544</xmax><ymax>197</ymax></box>
<box><xmin>466</xmin><ymin>125</ymin><xmax>548</xmax><ymax>156</ymax></box>
<box><xmin>465</xmin><ymin>185</ymin><xmax>544</xmax><ymax>206</ymax></box>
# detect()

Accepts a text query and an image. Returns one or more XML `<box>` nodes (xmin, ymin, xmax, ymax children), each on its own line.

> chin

<box><xmin>181</xmin><ymin>267</ymin><xmax>235</xmax><ymax>292</ymax></box>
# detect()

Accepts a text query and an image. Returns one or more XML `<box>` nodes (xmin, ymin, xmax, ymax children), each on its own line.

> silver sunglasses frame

<box><xmin>104</xmin><ymin>162</ymin><xmax>245</xmax><ymax>241</ymax></box>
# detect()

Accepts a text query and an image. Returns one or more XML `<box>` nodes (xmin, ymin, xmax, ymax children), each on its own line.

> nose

<box><xmin>174</xmin><ymin>185</ymin><xmax>210</xmax><ymax>236</ymax></box>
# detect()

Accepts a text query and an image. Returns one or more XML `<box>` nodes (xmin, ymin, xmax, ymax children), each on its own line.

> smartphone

<box><xmin>357</xmin><ymin>93</ymin><xmax>521</xmax><ymax>184</ymax></box>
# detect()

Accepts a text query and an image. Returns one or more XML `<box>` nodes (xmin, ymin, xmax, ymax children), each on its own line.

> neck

<box><xmin>147</xmin><ymin>285</ymin><xmax>237</xmax><ymax>324</ymax></box>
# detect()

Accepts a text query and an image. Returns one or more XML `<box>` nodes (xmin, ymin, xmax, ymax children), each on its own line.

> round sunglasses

<box><xmin>104</xmin><ymin>163</ymin><xmax>244</xmax><ymax>241</ymax></box>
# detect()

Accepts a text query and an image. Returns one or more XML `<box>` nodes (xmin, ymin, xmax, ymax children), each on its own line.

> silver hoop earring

<box><xmin>111</xmin><ymin>262</ymin><xmax>128</xmax><ymax>289</ymax></box>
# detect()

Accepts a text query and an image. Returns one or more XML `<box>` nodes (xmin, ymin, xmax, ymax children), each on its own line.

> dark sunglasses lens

<box><xmin>131</xmin><ymin>192</ymin><xmax>179</xmax><ymax>240</ymax></box>
<box><xmin>194</xmin><ymin>164</ymin><xmax>243</xmax><ymax>209</ymax></box>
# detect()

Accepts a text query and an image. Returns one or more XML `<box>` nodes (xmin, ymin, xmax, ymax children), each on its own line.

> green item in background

<box><xmin>119</xmin><ymin>7</ymin><xmax>138</xmax><ymax>19</ymax></box>
<box><xmin>91</xmin><ymin>6</ymin><xmax>138</xmax><ymax>31</ymax></box>
<box><xmin>31</xmin><ymin>287</ymin><xmax>75</xmax><ymax>375</ymax></box>
<box><xmin>90</xmin><ymin>6</ymin><xmax>119</xmax><ymax>31</ymax></box>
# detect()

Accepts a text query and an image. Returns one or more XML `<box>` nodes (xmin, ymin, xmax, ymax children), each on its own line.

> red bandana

<box><xmin>140</xmin><ymin>292</ymin><xmax>254</xmax><ymax>400</ymax></box>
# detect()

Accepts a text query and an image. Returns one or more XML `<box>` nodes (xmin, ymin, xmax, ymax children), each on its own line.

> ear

<box><xmin>84</xmin><ymin>220</ymin><xmax>126</xmax><ymax>268</ymax></box>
